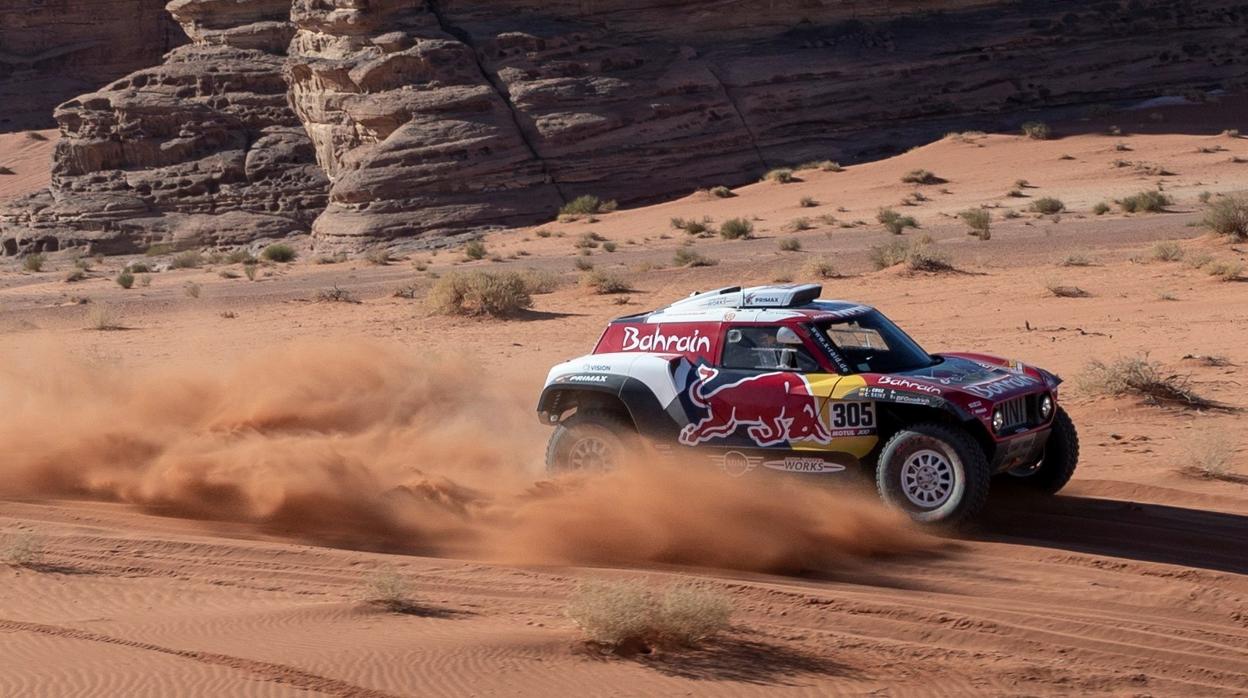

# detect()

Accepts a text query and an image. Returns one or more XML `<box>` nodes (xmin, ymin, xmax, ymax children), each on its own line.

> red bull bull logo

<box><xmin>679</xmin><ymin>366</ymin><xmax>832</xmax><ymax>447</ymax></box>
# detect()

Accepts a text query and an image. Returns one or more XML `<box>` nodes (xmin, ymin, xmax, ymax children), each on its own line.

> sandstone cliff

<box><xmin>3</xmin><ymin>0</ymin><xmax>1247</xmax><ymax>254</ymax></box>
<box><xmin>0</xmin><ymin>0</ymin><xmax>186</xmax><ymax>132</ymax></box>
<box><xmin>1</xmin><ymin>0</ymin><xmax>327</xmax><ymax>255</ymax></box>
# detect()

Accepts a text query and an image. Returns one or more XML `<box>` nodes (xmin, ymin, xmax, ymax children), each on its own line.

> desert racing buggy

<box><xmin>537</xmin><ymin>284</ymin><xmax>1078</xmax><ymax>524</ymax></box>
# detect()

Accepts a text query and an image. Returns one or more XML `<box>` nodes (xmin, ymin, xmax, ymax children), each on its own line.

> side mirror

<box><xmin>776</xmin><ymin>326</ymin><xmax>803</xmax><ymax>345</ymax></box>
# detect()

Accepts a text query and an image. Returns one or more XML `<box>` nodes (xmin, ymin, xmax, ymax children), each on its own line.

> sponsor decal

<box><xmin>621</xmin><ymin>326</ymin><xmax>712</xmax><ymax>353</ymax></box>
<box><xmin>763</xmin><ymin>456</ymin><xmax>846</xmax><ymax>474</ymax></box>
<box><xmin>966</xmin><ymin>373</ymin><xmax>1040</xmax><ymax>399</ymax></box>
<box><xmin>565</xmin><ymin>374</ymin><xmax>609</xmax><ymax>383</ymax></box>
<box><xmin>856</xmin><ymin>386</ymin><xmax>945</xmax><ymax>408</ymax></box>
<box><xmin>712</xmin><ymin>451</ymin><xmax>760</xmax><ymax>477</ymax></box>
<box><xmin>744</xmin><ymin>293</ymin><xmax>782</xmax><ymax>305</ymax></box>
<box><xmin>807</xmin><ymin>327</ymin><xmax>850</xmax><ymax>373</ymax></box>
<box><xmin>877</xmin><ymin>375</ymin><xmax>943</xmax><ymax>394</ymax></box>
<box><xmin>582</xmin><ymin>363</ymin><xmax>612</xmax><ymax>372</ymax></box>
<box><xmin>680</xmin><ymin>366</ymin><xmax>832</xmax><ymax>447</ymax></box>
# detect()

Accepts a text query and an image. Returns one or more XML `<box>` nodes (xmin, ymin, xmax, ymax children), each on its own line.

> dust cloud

<box><xmin>0</xmin><ymin>341</ymin><xmax>934</xmax><ymax>572</ymax></box>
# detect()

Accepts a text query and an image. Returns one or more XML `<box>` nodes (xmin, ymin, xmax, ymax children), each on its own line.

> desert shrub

<box><xmin>1029</xmin><ymin>197</ymin><xmax>1065</xmax><ymax>215</ymax></box>
<box><xmin>1060</xmin><ymin>253</ymin><xmax>1092</xmax><ymax>267</ymax></box>
<box><xmin>671</xmin><ymin>216</ymin><xmax>713</xmax><ymax>236</ymax></box>
<box><xmin>365</xmin><ymin>248</ymin><xmax>393</xmax><ymax>265</ymax></box>
<box><xmin>1202</xmin><ymin>195</ymin><xmax>1248</xmax><ymax>240</ymax></box>
<box><xmin>1045</xmin><ymin>279</ymin><xmax>1089</xmax><ymax>298</ymax></box>
<box><xmin>566</xmin><ymin>581</ymin><xmax>731</xmax><ymax>651</ymax></box>
<box><xmin>868</xmin><ymin>236</ymin><xmax>951</xmax><ymax>272</ymax></box>
<box><xmin>363</xmin><ymin>567</ymin><xmax>418</xmax><ymax>612</ymax></box>
<box><xmin>314</xmin><ymin>285</ymin><xmax>356</xmax><ymax>303</ymax></box>
<box><xmin>900</xmin><ymin>169</ymin><xmax>944</xmax><ymax>185</ymax></box>
<box><xmin>1150</xmin><ymin>241</ymin><xmax>1184</xmax><ymax>262</ymax></box>
<box><xmin>719</xmin><ymin>217</ymin><xmax>754</xmax><ymax>240</ymax></box>
<box><xmin>535</xmin><ymin>228</ymin><xmax>553</xmax><ymax>238</ymax></box>
<box><xmin>820</xmin><ymin>161</ymin><xmax>844</xmax><ymax>172</ymax></box>
<box><xmin>463</xmin><ymin>240</ymin><xmax>488</xmax><ymax>260</ymax></box>
<box><xmin>139</xmin><ymin>274</ymin><xmax>152</xmax><ymax>287</ymax></box>
<box><xmin>428</xmin><ymin>270</ymin><xmax>533</xmax><ymax>317</ymax></box>
<box><xmin>778</xmin><ymin>237</ymin><xmax>802</xmax><ymax>252</ymax></box>
<box><xmin>1188</xmin><ymin>436</ymin><xmax>1236</xmax><ymax>479</ymax></box>
<box><xmin>708</xmin><ymin>186</ymin><xmax>734</xmax><ymax>198</ymax></box>
<box><xmin>673</xmin><ymin>246</ymin><xmax>717</xmax><ymax>267</ymax></box>
<box><xmin>560</xmin><ymin>195</ymin><xmax>617</xmax><ymax>217</ymax></box>
<box><xmin>1006</xmin><ymin>188</ymin><xmax>1025</xmax><ymax>198</ymax></box>
<box><xmin>125</xmin><ymin>262</ymin><xmax>151</xmax><ymax>274</ymax></box>
<box><xmin>226</xmin><ymin>249</ymin><xmax>255</xmax><ymax>264</ymax></box>
<box><xmin>259</xmin><ymin>243</ymin><xmax>296</xmax><ymax>263</ymax></box>
<box><xmin>764</xmin><ymin>168</ymin><xmax>795</xmax><ymax>184</ymax></box>
<box><xmin>242</xmin><ymin>263</ymin><xmax>258</xmax><ymax>281</ymax></box>
<box><xmin>170</xmin><ymin>251</ymin><xmax>203</xmax><ymax>269</ymax></box>
<box><xmin>602</xmin><ymin>242</ymin><xmax>617</xmax><ymax>253</ymax></box>
<box><xmin>877</xmin><ymin>208</ymin><xmax>918</xmax><ymax>235</ymax></box>
<box><xmin>183</xmin><ymin>281</ymin><xmax>201</xmax><ymax>298</ymax></box>
<box><xmin>64</xmin><ymin>269</ymin><xmax>86</xmax><ymax>283</ymax></box>
<box><xmin>1003</xmin><ymin>210</ymin><xmax>1021</xmax><ymax>219</ymax></box>
<box><xmin>1021</xmin><ymin>121</ymin><xmax>1051</xmax><ymax>140</ymax></box>
<box><xmin>1079</xmin><ymin>355</ymin><xmax>1212</xmax><ymax>408</ymax></box>
<box><xmin>516</xmin><ymin>268</ymin><xmax>561</xmax><ymax>294</ymax></box>
<box><xmin>2</xmin><ymin>532</ymin><xmax>43</xmax><ymax>568</ymax></box>
<box><xmin>580</xmin><ymin>270</ymin><xmax>630</xmax><ymax>294</ymax></box>
<box><xmin>799</xmin><ymin>196</ymin><xmax>818</xmax><ymax>208</ymax></box>
<box><xmin>116</xmin><ymin>270</ymin><xmax>135</xmax><ymax>288</ymax></box>
<box><xmin>1205</xmin><ymin>259</ymin><xmax>1244</xmax><ymax>281</ymax></box>
<box><xmin>959</xmin><ymin>208</ymin><xmax>992</xmax><ymax>240</ymax></box>
<box><xmin>573</xmin><ymin>256</ymin><xmax>594</xmax><ymax>271</ymax></box>
<box><xmin>393</xmin><ymin>283</ymin><xmax>420</xmax><ymax>299</ymax></box>
<box><xmin>1093</xmin><ymin>202</ymin><xmax>1111</xmax><ymax>215</ymax></box>
<box><xmin>22</xmin><ymin>254</ymin><xmax>45</xmax><ymax>272</ymax></box>
<box><xmin>89</xmin><ymin>307</ymin><xmax>123</xmax><ymax>331</ymax></box>
<box><xmin>785</xmin><ymin>217</ymin><xmax>812</xmax><ymax>232</ymax></box>
<box><xmin>1119</xmin><ymin>190</ymin><xmax>1171</xmax><ymax>213</ymax></box>
<box><xmin>802</xmin><ymin>257</ymin><xmax>839</xmax><ymax>279</ymax></box>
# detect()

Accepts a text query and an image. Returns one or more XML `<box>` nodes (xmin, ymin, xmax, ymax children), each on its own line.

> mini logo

<box><xmin>714</xmin><ymin>451</ymin><xmax>761</xmax><ymax>477</ymax></box>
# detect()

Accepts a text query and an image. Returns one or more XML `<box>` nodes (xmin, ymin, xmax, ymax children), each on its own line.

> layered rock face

<box><xmin>3</xmin><ymin>0</ymin><xmax>1248</xmax><ymax>254</ymax></box>
<box><xmin>0</xmin><ymin>0</ymin><xmax>186</xmax><ymax>132</ymax></box>
<box><xmin>0</xmin><ymin>0</ymin><xmax>328</xmax><ymax>254</ymax></box>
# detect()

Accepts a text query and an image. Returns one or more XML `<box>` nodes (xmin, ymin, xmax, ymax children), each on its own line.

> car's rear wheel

<box><xmin>545</xmin><ymin>409</ymin><xmax>635</xmax><ymax>475</ymax></box>
<box><xmin>1006</xmin><ymin>406</ymin><xmax>1079</xmax><ymax>494</ymax></box>
<box><xmin>876</xmin><ymin>422</ymin><xmax>991</xmax><ymax>525</ymax></box>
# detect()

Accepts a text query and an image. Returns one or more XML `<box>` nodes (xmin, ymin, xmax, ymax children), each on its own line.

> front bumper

<box><xmin>989</xmin><ymin>426</ymin><xmax>1051</xmax><ymax>473</ymax></box>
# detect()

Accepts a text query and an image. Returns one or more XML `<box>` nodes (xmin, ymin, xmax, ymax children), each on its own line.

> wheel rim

<box><xmin>900</xmin><ymin>448</ymin><xmax>956</xmax><ymax>508</ymax></box>
<box><xmin>567</xmin><ymin>435</ymin><xmax>615</xmax><ymax>471</ymax></box>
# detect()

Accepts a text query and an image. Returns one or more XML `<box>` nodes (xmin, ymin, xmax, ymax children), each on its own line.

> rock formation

<box><xmin>3</xmin><ymin>0</ymin><xmax>1247</xmax><ymax>254</ymax></box>
<box><xmin>0</xmin><ymin>0</ymin><xmax>327</xmax><ymax>255</ymax></box>
<box><xmin>0</xmin><ymin>0</ymin><xmax>186</xmax><ymax>133</ymax></box>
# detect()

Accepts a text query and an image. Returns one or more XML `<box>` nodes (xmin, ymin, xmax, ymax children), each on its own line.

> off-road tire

<box><xmin>545</xmin><ymin>409</ymin><xmax>636</xmax><ymax>475</ymax></box>
<box><xmin>876</xmin><ymin>422</ymin><xmax>991</xmax><ymax>526</ymax></box>
<box><xmin>1008</xmin><ymin>406</ymin><xmax>1079</xmax><ymax>494</ymax></box>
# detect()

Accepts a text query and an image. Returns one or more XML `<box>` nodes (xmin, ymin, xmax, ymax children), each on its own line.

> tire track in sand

<box><xmin>0</xmin><ymin>618</ymin><xmax>398</xmax><ymax>698</ymax></box>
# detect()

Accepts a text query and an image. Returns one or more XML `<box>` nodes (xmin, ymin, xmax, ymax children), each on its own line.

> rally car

<box><xmin>537</xmin><ymin>284</ymin><xmax>1079</xmax><ymax>524</ymax></box>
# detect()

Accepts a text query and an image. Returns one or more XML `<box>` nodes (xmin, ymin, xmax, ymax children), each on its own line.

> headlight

<box><xmin>1039</xmin><ymin>393</ymin><xmax>1054</xmax><ymax>420</ymax></box>
<box><xmin>991</xmin><ymin>408</ymin><xmax>1004</xmax><ymax>433</ymax></box>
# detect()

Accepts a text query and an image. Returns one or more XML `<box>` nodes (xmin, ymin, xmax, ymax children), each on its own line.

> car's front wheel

<box><xmin>876</xmin><ymin>423</ymin><xmax>991</xmax><ymax>525</ymax></box>
<box><xmin>545</xmin><ymin>409</ymin><xmax>635</xmax><ymax>475</ymax></box>
<box><xmin>1006</xmin><ymin>406</ymin><xmax>1079</xmax><ymax>494</ymax></box>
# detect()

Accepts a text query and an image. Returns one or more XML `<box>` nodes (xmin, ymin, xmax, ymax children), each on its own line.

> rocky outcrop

<box><xmin>0</xmin><ymin>0</ymin><xmax>186</xmax><ymax>133</ymax></box>
<box><xmin>3</xmin><ymin>0</ymin><xmax>1248</xmax><ymax>254</ymax></box>
<box><xmin>0</xmin><ymin>0</ymin><xmax>327</xmax><ymax>255</ymax></box>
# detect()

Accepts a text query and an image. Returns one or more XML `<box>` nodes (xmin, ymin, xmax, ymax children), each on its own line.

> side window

<box><xmin>720</xmin><ymin>326</ymin><xmax>820</xmax><ymax>372</ymax></box>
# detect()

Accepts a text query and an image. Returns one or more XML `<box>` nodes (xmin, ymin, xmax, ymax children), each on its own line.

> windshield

<box><xmin>816</xmin><ymin>310</ymin><xmax>935</xmax><ymax>373</ymax></box>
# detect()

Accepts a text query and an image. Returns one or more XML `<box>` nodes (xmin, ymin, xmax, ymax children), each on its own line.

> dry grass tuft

<box><xmin>315</xmin><ymin>285</ymin><xmax>358</xmax><ymax>303</ymax></box>
<box><xmin>868</xmin><ymin>236</ymin><xmax>952</xmax><ymax>272</ymax></box>
<box><xmin>88</xmin><ymin>306</ymin><xmax>124</xmax><ymax>331</ymax></box>
<box><xmin>1021</xmin><ymin>121</ymin><xmax>1051</xmax><ymax>140</ymax></box>
<box><xmin>900</xmin><ymin>169</ymin><xmax>945</xmax><ymax>185</ymax></box>
<box><xmin>2</xmin><ymin>531</ymin><xmax>43</xmax><ymax>568</ymax></box>
<box><xmin>1202</xmin><ymin>195</ymin><xmax>1248</xmax><ymax>241</ymax></box>
<box><xmin>1150</xmin><ymin>241</ymin><xmax>1184</xmax><ymax>262</ymax></box>
<box><xmin>1029</xmin><ymin>197</ymin><xmax>1065</xmax><ymax>215</ymax></box>
<box><xmin>1044</xmin><ymin>280</ymin><xmax>1090</xmax><ymax>298</ymax></box>
<box><xmin>580</xmin><ymin>270</ymin><xmax>630</xmax><ymax>294</ymax></box>
<box><xmin>719</xmin><ymin>218</ymin><xmax>754</xmax><ymax>240</ymax></box>
<box><xmin>877</xmin><ymin>208</ymin><xmax>918</xmax><ymax>235</ymax></box>
<box><xmin>1119</xmin><ymin>190</ymin><xmax>1172</xmax><ymax>213</ymax></box>
<box><xmin>1184</xmin><ymin>435</ymin><xmax>1237</xmax><ymax>480</ymax></box>
<box><xmin>362</xmin><ymin>567</ymin><xmax>420</xmax><ymax>612</ymax></box>
<box><xmin>673</xmin><ymin>245</ymin><xmax>717</xmax><ymax>268</ymax></box>
<box><xmin>1079</xmin><ymin>355</ymin><xmax>1215</xmax><ymax>408</ymax></box>
<box><xmin>560</xmin><ymin>195</ymin><xmax>617</xmax><ymax>218</ymax></box>
<box><xmin>566</xmin><ymin>581</ymin><xmax>732</xmax><ymax>652</ymax></box>
<box><xmin>428</xmin><ymin>270</ymin><xmax>532</xmax><ymax>317</ymax></box>
<box><xmin>959</xmin><ymin>208</ymin><xmax>991</xmax><ymax>239</ymax></box>
<box><xmin>802</xmin><ymin>257</ymin><xmax>840</xmax><ymax>279</ymax></box>
<box><xmin>764</xmin><ymin>168</ymin><xmax>796</xmax><ymax>184</ymax></box>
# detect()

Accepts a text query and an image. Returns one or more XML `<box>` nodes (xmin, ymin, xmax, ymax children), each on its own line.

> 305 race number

<box><xmin>830</xmin><ymin>401</ymin><xmax>875</xmax><ymax>428</ymax></box>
